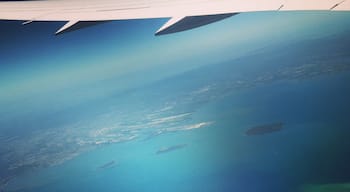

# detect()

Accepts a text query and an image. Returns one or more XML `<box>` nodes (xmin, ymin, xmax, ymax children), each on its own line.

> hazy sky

<box><xmin>0</xmin><ymin>11</ymin><xmax>350</xmax><ymax>122</ymax></box>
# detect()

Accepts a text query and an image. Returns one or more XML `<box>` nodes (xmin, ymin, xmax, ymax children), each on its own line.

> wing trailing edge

<box><xmin>155</xmin><ymin>13</ymin><xmax>238</xmax><ymax>36</ymax></box>
<box><xmin>55</xmin><ymin>13</ymin><xmax>237</xmax><ymax>36</ymax></box>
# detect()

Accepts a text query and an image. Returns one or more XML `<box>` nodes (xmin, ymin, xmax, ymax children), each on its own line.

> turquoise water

<box><xmin>5</xmin><ymin>65</ymin><xmax>350</xmax><ymax>192</ymax></box>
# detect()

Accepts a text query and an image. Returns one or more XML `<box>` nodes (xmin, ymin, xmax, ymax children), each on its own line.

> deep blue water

<box><xmin>1</xmin><ymin>12</ymin><xmax>350</xmax><ymax>192</ymax></box>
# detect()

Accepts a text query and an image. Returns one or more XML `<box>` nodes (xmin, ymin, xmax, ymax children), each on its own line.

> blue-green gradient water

<box><xmin>1</xmin><ymin>12</ymin><xmax>350</xmax><ymax>192</ymax></box>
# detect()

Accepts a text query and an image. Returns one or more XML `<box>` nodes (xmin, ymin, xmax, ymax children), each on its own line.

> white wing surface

<box><xmin>0</xmin><ymin>0</ymin><xmax>349</xmax><ymax>35</ymax></box>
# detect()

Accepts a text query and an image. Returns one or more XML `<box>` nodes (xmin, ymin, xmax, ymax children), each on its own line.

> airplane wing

<box><xmin>0</xmin><ymin>0</ymin><xmax>349</xmax><ymax>35</ymax></box>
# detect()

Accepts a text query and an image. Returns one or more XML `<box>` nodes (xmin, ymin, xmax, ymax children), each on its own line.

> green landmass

<box><xmin>302</xmin><ymin>183</ymin><xmax>350</xmax><ymax>192</ymax></box>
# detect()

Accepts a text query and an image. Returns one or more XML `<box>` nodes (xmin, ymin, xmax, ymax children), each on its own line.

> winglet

<box><xmin>55</xmin><ymin>20</ymin><xmax>79</xmax><ymax>35</ymax></box>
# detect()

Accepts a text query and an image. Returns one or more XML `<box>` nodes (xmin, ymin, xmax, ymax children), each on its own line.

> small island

<box><xmin>245</xmin><ymin>123</ymin><xmax>283</xmax><ymax>136</ymax></box>
<box><xmin>156</xmin><ymin>144</ymin><xmax>187</xmax><ymax>155</ymax></box>
<box><xmin>97</xmin><ymin>160</ymin><xmax>117</xmax><ymax>170</ymax></box>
